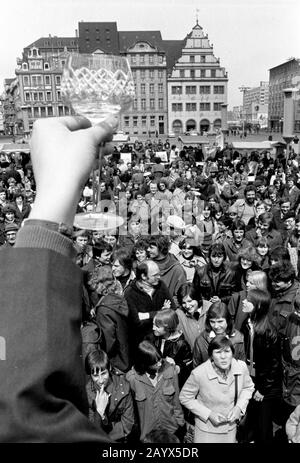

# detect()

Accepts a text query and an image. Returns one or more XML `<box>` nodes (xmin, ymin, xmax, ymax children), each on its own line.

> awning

<box><xmin>230</xmin><ymin>141</ymin><xmax>279</xmax><ymax>150</ymax></box>
<box><xmin>178</xmin><ymin>135</ymin><xmax>211</xmax><ymax>145</ymax></box>
<box><xmin>112</xmin><ymin>133</ymin><xmax>130</xmax><ymax>143</ymax></box>
<box><xmin>1</xmin><ymin>143</ymin><xmax>30</xmax><ymax>153</ymax></box>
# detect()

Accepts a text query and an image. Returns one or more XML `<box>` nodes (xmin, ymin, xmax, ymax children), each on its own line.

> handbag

<box><xmin>234</xmin><ymin>375</ymin><xmax>255</xmax><ymax>443</ymax></box>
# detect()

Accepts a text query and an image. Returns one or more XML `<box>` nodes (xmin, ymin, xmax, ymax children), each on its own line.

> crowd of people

<box><xmin>1</xmin><ymin>119</ymin><xmax>300</xmax><ymax>444</ymax></box>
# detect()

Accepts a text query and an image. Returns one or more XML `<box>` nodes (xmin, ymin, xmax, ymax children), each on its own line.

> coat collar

<box><xmin>206</xmin><ymin>358</ymin><xmax>243</xmax><ymax>381</ymax></box>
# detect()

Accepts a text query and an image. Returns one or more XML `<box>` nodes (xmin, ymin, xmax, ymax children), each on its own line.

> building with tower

<box><xmin>166</xmin><ymin>20</ymin><xmax>228</xmax><ymax>135</ymax></box>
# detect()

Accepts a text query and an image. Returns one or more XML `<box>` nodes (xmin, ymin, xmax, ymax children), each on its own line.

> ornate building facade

<box><xmin>13</xmin><ymin>37</ymin><xmax>78</xmax><ymax>132</ymax></box>
<box><xmin>269</xmin><ymin>58</ymin><xmax>300</xmax><ymax>132</ymax></box>
<box><xmin>4</xmin><ymin>21</ymin><xmax>228</xmax><ymax>136</ymax></box>
<box><xmin>167</xmin><ymin>21</ymin><xmax>228</xmax><ymax>135</ymax></box>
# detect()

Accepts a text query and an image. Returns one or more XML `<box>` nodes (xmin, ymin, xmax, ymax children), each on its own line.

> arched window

<box><xmin>213</xmin><ymin>119</ymin><xmax>222</xmax><ymax>129</ymax></box>
<box><xmin>200</xmin><ymin>119</ymin><xmax>210</xmax><ymax>133</ymax></box>
<box><xmin>186</xmin><ymin>119</ymin><xmax>196</xmax><ymax>132</ymax></box>
<box><xmin>172</xmin><ymin>119</ymin><xmax>183</xmax><ymax>134</ymax></box>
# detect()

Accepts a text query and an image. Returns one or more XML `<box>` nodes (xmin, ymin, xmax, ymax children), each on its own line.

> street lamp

<box><xmin>283</xmin><ymin>135</ymin><xmax>294</xmax><ymax>165</ymax></box>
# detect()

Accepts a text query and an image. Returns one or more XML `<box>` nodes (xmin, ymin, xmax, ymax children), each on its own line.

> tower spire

<box><xmin>196</xmin><ymin>8</ymin><xmax>199</xmax><ymax>25</ymax></box>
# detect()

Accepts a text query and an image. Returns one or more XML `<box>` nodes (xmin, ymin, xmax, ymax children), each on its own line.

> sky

<box><xmin>0</xmin><ymin>0</ymin><xmax>299</xmax><ymax>108</ymax></box>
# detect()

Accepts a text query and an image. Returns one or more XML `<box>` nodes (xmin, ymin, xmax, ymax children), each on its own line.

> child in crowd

<box><xmin>85</xmin><ymin>349</ymin><xmax>136</xmax><ymax>442</ymax></box>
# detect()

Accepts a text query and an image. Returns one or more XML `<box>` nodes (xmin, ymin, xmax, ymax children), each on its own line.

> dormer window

<box><xmin>44</xmin><ymin>62</ymin><xmax>50</xmax><ymax>70</ymax></box>
<box><xmin>22</xmin><ymin>63</ymin><xmax>28</xmax><ymax>70</ymax></box>
<box><xmin>32</xmin><ymin>49</ymin><xmax>37</xmax><ymax>57</ymax></box>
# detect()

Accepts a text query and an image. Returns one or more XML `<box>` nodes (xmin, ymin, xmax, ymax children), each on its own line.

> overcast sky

<box><xmin>0</xmin><ymin>0</ymin><xmax>299</xmax><ymax>108</ymax></box>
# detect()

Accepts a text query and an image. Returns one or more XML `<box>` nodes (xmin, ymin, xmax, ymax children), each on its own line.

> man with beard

<box><xmin>245</xmin><ymin>211</ymin><xmax>283</xmax><ymax>252</ymax></box>
<box><xmin>232</xmin><ymin>184</ymin><xmax>257</xmax><ymax>225</ymax></box>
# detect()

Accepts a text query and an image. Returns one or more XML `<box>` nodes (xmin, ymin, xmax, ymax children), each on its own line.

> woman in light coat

<box><xmin>179</xmin><ymin>335</ymin><xmax>254</xmax><ymax>443</ymax></box>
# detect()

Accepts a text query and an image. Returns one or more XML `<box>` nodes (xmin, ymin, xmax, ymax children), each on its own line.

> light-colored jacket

<box><xmin>179</xmin><ymin>358</ymin><xmax>254</xmax><ymax>434</ymax></box>
<box><xmin>286</xmin><ymin>404</ymin><xmax>300</xmax><ymax>443</ymax></box>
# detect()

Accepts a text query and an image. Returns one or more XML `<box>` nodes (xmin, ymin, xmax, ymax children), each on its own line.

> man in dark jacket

<box><xmin>269</xmin><ymin>261</ymin><xmax>300</xmax><ymax>335</ymax></box>
<box><xmin>95</xmin><ymin>291</ymin><xmax>130</xmax><ymax>373</ymax></box>
<box><xmin>281</xmin><ymin>295</ymin><xmax>300</xmax><ymax>428</ymax></box>
<box><xmin>124</xmin><ymin>260</ymin><xmax>176</xmax><ymax>346</ymax></box>
<box><xmin>245</xmin><ymin>211</ymin><xmax>283</xmax><ymax>252</ymax></box>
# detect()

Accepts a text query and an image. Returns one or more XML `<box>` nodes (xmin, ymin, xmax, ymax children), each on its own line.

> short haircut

<box><xmin>205</xmin><ymin>301</ymin><xmax>233</xmax><ymax>335</ymax></box>
<box><xmin>280</xmin><ymin>197</ymin><xmax>290</xmax><ymax>206</ymax></box>
<box><xmin>268</xmin><ymin>186</ymin><xmax>277</xmax><ymax>194</ymax></box>
<box><xmin>148</xmin><ymin>235</ymin><xmax>170</xmax><ymax>256</ymax></box>
<box><xmin>287</xmin><ymin>175</ymin><xmax>296</xmax><ymax>183</ymax></box>
<box><xmin>238</xmin><ymin>245</ymin><xmax>260</xmax><ymax>264</ymax></box>
<box><xmin>92</xmin><ymin>239</ymin><xmax>112</xmax><ymax>258</ymax></box>
<box><xmin>269</xmin><ymin>245</ymin><xmax>291</xmax><ymax>263</ymax></box>
<box><xmin>231</xmin><ymin>219</ymin><xmax>246</xmax><ymax>232</ymax></box>
<box><xmin>2</xmin><ymin>205</ymin><xmax>16</xmax><ymax>215</ymax></box>
<box><xmin>208</xmin><ymin>242</ymin><xmax>226</xmax><ymax>259</ymax></box>
<box><xmin>216</xmin><ymin>215</ymin><xmax>232</xmax><ymax>228</ymax></box>
<box><xmin>134</xmin><ymin>341</ymin><xmax>162</xmax><ymax>375</ymax></box>
<box><xmin>258</xmin><ymin>212</ymin><xmax>274</xmax><ymax>228</ymax></box>
<box><xmin>177</xmin><ymin>282</ymin><xmax>198</xmax><ymax>306</ymax></box>
<box><xmin>85</xmin><ymin>349</ymin><xmax>110</xmax><ymax>375</ymax></box>
<box><xmin>256</xmin><ymin>236</ymin><xmax>269</xmax><ymax>248</ymax></box>
<box><xmin>268</xmin><ymin>261</ymin><xmax>295</xmax><ymax>283</ymax></box>
<box><xmin>133</xmin><ymin>237</ymin><xmax>150</xmax><ymax>254</ymax></box>
<box><xmin>112</xmin><ymin>247</ymin><xmax>133</xmax><ymax>271</ymax></box>
<box><xmin>207</xmin><ymin>334</ymin><xmax>235</xmax><ymax>357</ymax></box>
<box><xmin>154</xmin><ymin>309</ymin><xmax>179</xmax><ymax>335</ymax></box>
<box><xmin>244</xmin><ymin>184</ymin><xmax>256</xmax><ymax>195</ymax></box>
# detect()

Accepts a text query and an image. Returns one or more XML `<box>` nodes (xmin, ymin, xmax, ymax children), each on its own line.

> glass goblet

<box><xmin>61</xmin><ymin>53</ymin><xmax>135</xmax><ymax>231</ymax></box>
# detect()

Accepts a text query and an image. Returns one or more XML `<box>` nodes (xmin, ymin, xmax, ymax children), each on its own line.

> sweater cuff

<box><xmin>15</xmin><ymin>225</ymin><xmax>76</xmax><ymax>260</ymax></box>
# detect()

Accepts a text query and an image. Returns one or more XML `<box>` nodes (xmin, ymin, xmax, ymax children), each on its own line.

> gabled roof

<box><xmin>119</xmin><ymin>31</ymin><xmax>164</xmax><ymax>53</ymax></box>
<box><xmin>4</xmin><ymin>78</ymin><xmax>15</xmax><ymax>86</ymax></box>
<box><xmin>24</xmin><ymin>37</ymin><xmax>78</xmax><ymax>50</ymax></box>
<box><xmin>162</xmin><ymin>40</ymin><xmax>185</xmax><ymax>73</ymax></box>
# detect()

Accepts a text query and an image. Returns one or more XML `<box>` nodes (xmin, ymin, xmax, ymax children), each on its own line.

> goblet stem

<box><xmin>94</xmin><ymin>145</ymin><xmax>104</xmax><ymax>212</ymax></box>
